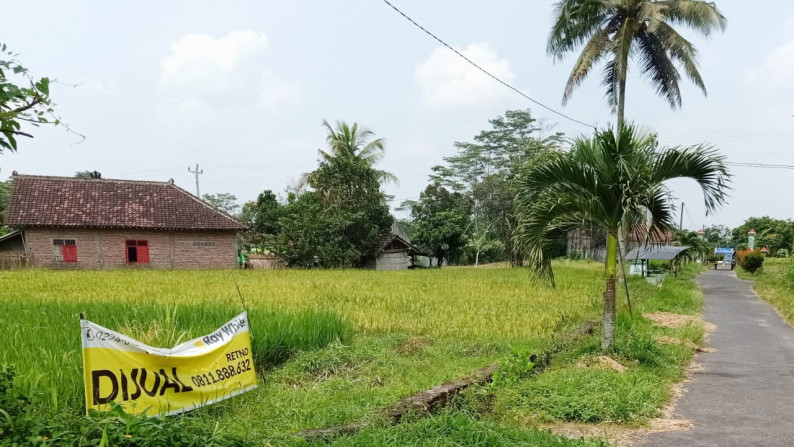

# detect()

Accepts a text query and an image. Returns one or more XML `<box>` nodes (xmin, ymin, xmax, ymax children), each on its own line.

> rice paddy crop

<box><xmin>0</xmin><ymin>262</ymin><xmax>606</xmax><ymax>439</ymax></box>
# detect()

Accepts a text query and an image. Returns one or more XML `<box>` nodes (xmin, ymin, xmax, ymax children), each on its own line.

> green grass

<box><xmin>0</xmin><ymin>263</ymin><xmax>604</xmax><ymax>440</ymax></box>
<box><xmin>737</xmin><ymin>258</ymin><xmax>794</xmax><ymax>325</ymax></box>
<box><xmin>484</xmin><ymin>263</ymin><xmax>704</xmax><ymax>427</ymax></box>
<box><xmin>298</xmin><ymin>412</ymin><xmax>608</xmax><ymax>447</ymax></box>
<box><xmin>0</xmin><ymin>261</ymin><xmax>705</xmax><ymax>444</ymax></box>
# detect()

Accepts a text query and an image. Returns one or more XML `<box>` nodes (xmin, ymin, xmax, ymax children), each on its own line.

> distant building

<box><xmin>364</xmin><ymin>233</ymin><xmax>423</xmax><ymax>270</ymax></box>
<box><xmin>2</xmin><ymin>173</ymin><xmax>246</xmax><ymax>269</ymax></box>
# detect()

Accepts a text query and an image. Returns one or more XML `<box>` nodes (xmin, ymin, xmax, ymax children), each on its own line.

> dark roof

<box><xmin>5</xmin><ymin>175</ymin><xmax>246</xmax><ymax>231</ymax></box>
<box><xmin>0</xmin><ymin>230</ymin><xmax>21</xmax><ymax>243</ymax></box>
<box><xmin>370</xmin><ymin>233</ymin><xmax>423</xmax><ymax>257</ymax></box>
<box><xmin>626</xmin><ymin>245</ymin><xmax>691</xmax><ymax>261</ymax></box>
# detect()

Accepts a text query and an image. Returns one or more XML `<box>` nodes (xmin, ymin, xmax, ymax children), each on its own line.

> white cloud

<box><xmin>160</xmin><ymin>30</ymin><xmax>298</xmax><ymax>111</ymax></box>
<box><xmin>414</xmin><ymin>43</ymin><xmax>516</xmax><ymax>108</ymax></box>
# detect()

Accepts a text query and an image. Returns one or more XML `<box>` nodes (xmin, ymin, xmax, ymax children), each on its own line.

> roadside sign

<box><xmin>81</xmin><ymin>312</ymin><xmax>257</xmax><ymax>416</ymax></box>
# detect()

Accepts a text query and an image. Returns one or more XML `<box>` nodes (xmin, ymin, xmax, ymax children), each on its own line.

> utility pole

<box><xmin>188</xmin><ymin>164</ymin><xmax>203</xmax><ymax>197</ymax></box>
<box><xmin>679</xmin><ymin>202</ymin><xmax>685</xmax><ymax>231</ymax></box>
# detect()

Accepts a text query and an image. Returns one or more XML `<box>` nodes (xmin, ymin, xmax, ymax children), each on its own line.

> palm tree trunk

<box><xmin>602</xmin><ymin>233</ymin><xmax>619</xmax><ymax>350</ymax></box>
<box><xmin>617</xmin><ymin>76</ymin><xmax>626</xmax><ymax>131</ymax></box>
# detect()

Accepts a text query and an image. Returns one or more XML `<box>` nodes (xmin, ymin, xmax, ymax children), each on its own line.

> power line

<box><xmin>725</xmin><ymin>162</ymin><xmax>794</xmax><ymax>170</ymax></box>
<box><xmin>380</xmin><ymin>0</ymin><xmax>596</xmax><ymax>130</ymax></box>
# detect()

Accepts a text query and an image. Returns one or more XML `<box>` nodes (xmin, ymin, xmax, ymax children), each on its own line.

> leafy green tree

<box><xmin>429</xmin><ymin>109</ymin><xmax>562</xmax><ymax>265</ymax></box>
<box><xmin>547</xmin><ymin>0</ymin><xmax>726</xmax><ymax>130</ymax></box>
<box><xmin>74</xmin><ymin>171</ymin><xmax>93</xmax><ymax>179</ymax></box>
<box><xmin>515</xmin><ymin>124</ymin><xmax>729</xmax><ymax>349</ymax></box>
<box><xmin>703</xmin><ymin>224</ymin><xmax>731</xmax><ymax>247</ymax></box>
<box><xmin>405</xmin><ymin>183</ymin><xmax>471</xmax><ymax>223</ymax></box>
<box><xmin>406</xmin><ymin>184</ymin><xmax>471</xmax><ymax>267</ymax></box>
<box><xmin>202</xmin><ymin>192</ymin><xmax>240</xmax><ymax>215</ymax></box>
<box><xmin>0</xmin><ymin>44</ymin><xmax>56</xmax><ymax>152</ymax></box>
<box><xmin>277</xmin><ymin>156</ymin><xmax>392</xmax><ymax>268</ymax></box>
<box><xmin>731</xmin><ymin>217</ymin><xmax>794</xmax><ymax>254</ymax></box>
<box><xmin>239</xmin><ymin>190</ymin><xmax>283</xmax><ymax>250</ymax></box>
<box><xmin>412</xmin><ymin>210</ymin><xmax>469</xmax><ymax>268</ymax></box>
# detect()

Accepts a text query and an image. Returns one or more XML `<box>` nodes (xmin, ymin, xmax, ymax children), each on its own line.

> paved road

<box><xmin>641</xmin><ymin>269</ymin><xmax>794</xmax><ymax>446</ymax></box>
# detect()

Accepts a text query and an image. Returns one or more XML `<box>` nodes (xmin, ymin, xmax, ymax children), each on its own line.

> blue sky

<box><xmin>2</xmin><ymin>1</ymin><xmax>793</xmax><ymax>228</ymax></box>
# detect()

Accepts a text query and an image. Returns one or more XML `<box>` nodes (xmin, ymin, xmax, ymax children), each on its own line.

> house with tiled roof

<box><xmin>1</xmin><ymin>172</ymin><xmax>246</xmax><ymax>269</ymax></box>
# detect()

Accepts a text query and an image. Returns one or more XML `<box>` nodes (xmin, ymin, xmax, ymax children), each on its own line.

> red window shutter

<box><xmin>61</xmin><ymin>245</ymin><xmax>78</xmax><ymax>263</ymax></box>
<box><xmin>138</xmin><ymin>244</ymin><xmax>150</xmax><ymax>263</ymax></box>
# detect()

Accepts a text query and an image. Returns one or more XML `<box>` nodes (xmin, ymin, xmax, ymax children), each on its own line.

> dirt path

<box><xmin>639</xmin><ymin>269</ymin><xmax>794</xmax><ymax>446</ymax></box>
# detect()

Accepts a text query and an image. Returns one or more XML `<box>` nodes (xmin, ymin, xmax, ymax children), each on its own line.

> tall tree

<box><xmin>547</xmin><ymin>0</ymin><xmax>726</xmax><ymax>130</ymax></box>
<box><xmin>303</xmin><ymin>120</ymin><xmax>396</xmax><ymax>187</ymax></box>
<box><xmin>515</xmin><ymin>124</ymin><xmax>729</xmax><ymax>349</ymax></box>
<box><xmin>0</xmin><ymin>44</ymin><xmax>55</xmax><ymax>152</ymax></box>
<box><xmin>702</xmin><ymin>224</ymin><xmax>731</xmax><ymax>247</ymax></box>
<box><xmin>278</xmin><ymin>156</ymin><xmax>392</xmax><ymax>268</ymax></box>
<box><xmin>429</xmin><ymin>109</ymin><xmax>562</xmax><ymax>265</ymax></box>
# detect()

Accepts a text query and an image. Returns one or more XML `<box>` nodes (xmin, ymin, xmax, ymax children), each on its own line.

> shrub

<box><xmin>740</xmin><ymin>251</ymin><xmax>765</xmax><ymax>274</ymax></box>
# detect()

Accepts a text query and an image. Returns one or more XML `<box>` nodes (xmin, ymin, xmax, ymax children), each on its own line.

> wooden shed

<box><xmin>364</xmin><ymin>233</ymin><xmax>423</xmax><ymax>271</ymax></box>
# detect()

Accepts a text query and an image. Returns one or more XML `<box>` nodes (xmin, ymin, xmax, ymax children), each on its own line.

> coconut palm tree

<box><xmin>301</xmin><ymin>120</ymin><xmax>397</xmax><ymax>189</ymax></box>
<box><xmin>548</xmin><ymin>0</ymin><xmax>726</xmax><ymax>130</ymax></box>
<box><xmin>515</xmin><ymin>124</ymin><xmax>729</xmax><ymax>349</ymax></box>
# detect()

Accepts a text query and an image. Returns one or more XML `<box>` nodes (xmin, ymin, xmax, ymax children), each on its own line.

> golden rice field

<box><xmin>1</xmin><ymin>261</ymin><xmax>603</xmax><ymax>340</ymax></box>
<box><xmin>0</xmin><ymin>261</ymin><xmax>606</xmax><ymax>438</ymax></box>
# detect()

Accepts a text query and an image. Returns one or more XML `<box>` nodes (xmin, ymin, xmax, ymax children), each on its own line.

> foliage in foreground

<box><xmin>0</xmin><ymin>365</ymin><xmax>248</xmax><ymax>447</ymax></box>
<box><xmin>1</xmin><ymin>43</ymin><xmax>56</xmax><ymax>152</ymax></box>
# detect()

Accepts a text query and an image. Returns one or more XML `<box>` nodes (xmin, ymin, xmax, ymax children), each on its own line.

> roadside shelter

<box><xmin>626</xmin><ymin>245</ymin><xmax>691</xmax><ymax>279</ymax></box>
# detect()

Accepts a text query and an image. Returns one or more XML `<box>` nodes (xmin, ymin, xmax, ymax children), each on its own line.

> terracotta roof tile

<box><xmin>5</xmin><ymin>175</ymin><xmax>246</xmax><ymax>231</ymax></box>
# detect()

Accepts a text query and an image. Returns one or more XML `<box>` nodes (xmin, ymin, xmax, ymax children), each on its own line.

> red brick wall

<box><xmin>23</xmin><ymin>228</ymin><xmax>237</xmax><ymax>269</ymax></box>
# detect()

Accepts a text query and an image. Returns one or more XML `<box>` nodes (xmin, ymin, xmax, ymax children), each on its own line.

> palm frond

<box><xmin>651</xmin><ymin>143</ymin><xmax>731</xmax><ymax>214</ymax></box>
<box><xmin>563</xmin><ymin>28</ymin><xmax>612</xmax><ymax>105</ymax></box>
<box><xmin>548</xmin><ymin>0</ymin><xmax>611</xmax><ymax>60</ymax></box>
<box><xmin>656</xmin><ymin>0</ymin><xmax>727</xmax><ymax>36</ymax></box>
<box><xmin>636</xmin><ymin>31</ymin><xmax>682</xmax><ymax>108</ymax></box>
<box><xmin>652</xmin><ymin>22</ymin><xmax>706</xmax><ymax>95</ymax></box>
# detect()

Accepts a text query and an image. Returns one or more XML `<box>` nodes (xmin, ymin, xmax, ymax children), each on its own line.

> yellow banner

<box><xmin>80</xmin><ymin>312</ymin><xmax>257</xmax><ymax>416</ymax></box>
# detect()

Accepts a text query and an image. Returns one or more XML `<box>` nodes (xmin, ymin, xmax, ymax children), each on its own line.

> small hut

<box><xmin>364</xmin><ymin>233</ymin><xmax>423</xmax><ymax>271</ymax></box>
<box><xmin>626</xmin><ymin>245</ymin><xmax>691</xmax><ymax>282</ymax></box>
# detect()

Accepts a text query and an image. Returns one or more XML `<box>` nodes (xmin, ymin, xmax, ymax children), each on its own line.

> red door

<box><xmin>61</xmin><ymin>245</ymin><xmax>78</xmax><ymax>263</ymax></box>
<box><xmin>138</xmin><ymin>244</ymin><xmax>150</xmax><ymax>263</ymax></box>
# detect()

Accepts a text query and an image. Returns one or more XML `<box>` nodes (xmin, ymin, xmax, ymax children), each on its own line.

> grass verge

<box><xmin>736</xmin><ymin>258</ymin><xmax>794</xmax><ymax>325</ymax></box>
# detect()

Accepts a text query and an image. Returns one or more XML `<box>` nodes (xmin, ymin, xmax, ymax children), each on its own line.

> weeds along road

<box><xmin>642</xmin><ymin>269</ymin><xmax>794</xmax><ymax>446</ymax></box>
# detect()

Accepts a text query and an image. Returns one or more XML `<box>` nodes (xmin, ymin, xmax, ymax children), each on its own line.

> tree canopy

<box><xmin>547</xmin><ymin>0</ymin><xmax>726</xmax><ymax>129</ymax></box>
<box><xmin>202</xmin><ymin>193</ymin><xmax>240</xmax><ymax>215</ymax></box>
<box><xmin>515</xmin><ymin>123</ymin><xmax>730</xmax><ymax>349</ymax></box>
